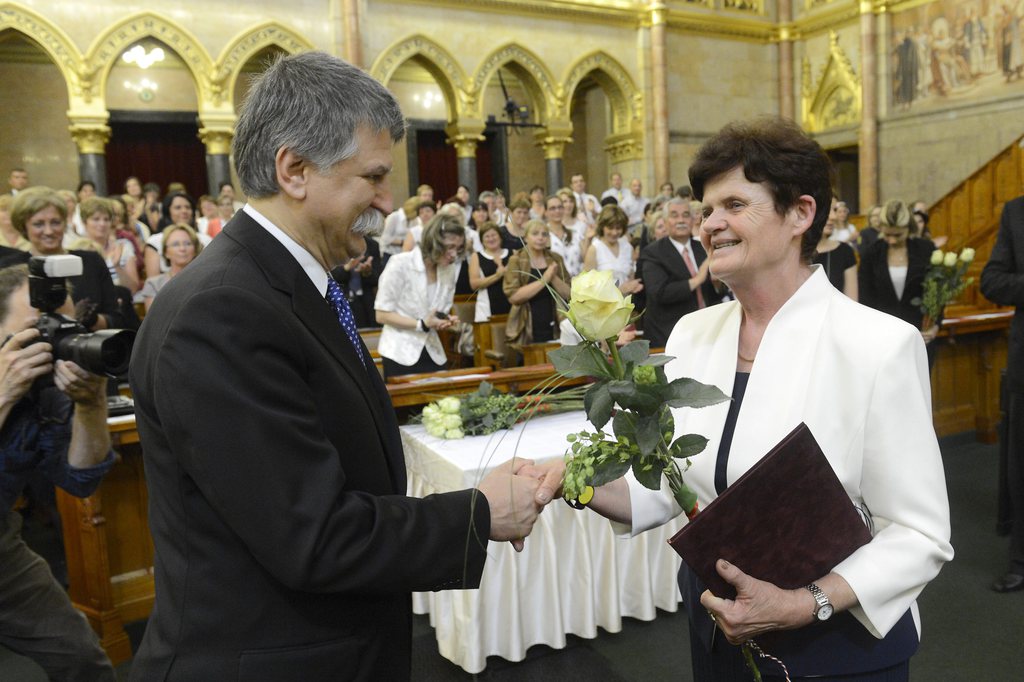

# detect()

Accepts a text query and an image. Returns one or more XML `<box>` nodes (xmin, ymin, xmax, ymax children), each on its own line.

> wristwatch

<box><xmin>805</xmin><ymin>583</ymin><xmax>834</xmax><ymax>621</ymax></box>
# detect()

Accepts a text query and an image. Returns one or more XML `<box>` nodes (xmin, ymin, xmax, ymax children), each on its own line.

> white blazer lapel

<box><xmin>726</xmin><ymin>268</ymin><xmax>833</xmax><ymax>484</ymax></box>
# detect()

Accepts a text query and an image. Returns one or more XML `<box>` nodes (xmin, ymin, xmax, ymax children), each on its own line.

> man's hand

<box><xmin>518</xmin><ymin>459</ymin><xmax>565</xmax><ymax>506</ymax></box>
<box><xmin>54</xmin><ymin>360</ymin><xmax>107</xmax><ymax>408</ymax></box>
<box><xmin>477</xmin><ymin>457</ymin><xmax>543</xmax><ymax>552</ymax></box>
<box><xmin>0</xmin><ymin>329</ymin><xmax>52</xmax><ymax>407</ymax></box>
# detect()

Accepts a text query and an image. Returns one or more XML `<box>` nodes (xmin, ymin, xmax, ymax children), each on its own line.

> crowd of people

<box><xmin>348</xmin><ymin>162</ymin><xmax>949</xmax><ymax>379</ymax></box>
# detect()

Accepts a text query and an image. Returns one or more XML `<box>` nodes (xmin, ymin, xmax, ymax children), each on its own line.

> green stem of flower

<box><xmin>741</xmin><ymin>644</ymin><xmax>763</xmax><ymax>682</ymax></box>
<box><xmin>607</xmin><ymin>340</ymin><xmax>626</xmax><ymax>380</ymax></box>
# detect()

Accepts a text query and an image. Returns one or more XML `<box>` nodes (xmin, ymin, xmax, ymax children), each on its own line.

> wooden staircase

<box><xmin>927</xmin><ymin>135</ymin><xmax>1024</xmax><ymax>316</ymax></box>
<box><xmin>916</xmin><ymin>135</ymin><xmax>1022</xmax><ymax>439</ymax></box>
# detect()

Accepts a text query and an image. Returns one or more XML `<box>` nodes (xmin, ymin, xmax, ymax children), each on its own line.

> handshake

<box><xmin>476</xmin><ymin>458</ymin><xmax>566</xmax><ymax>551</ymax></box>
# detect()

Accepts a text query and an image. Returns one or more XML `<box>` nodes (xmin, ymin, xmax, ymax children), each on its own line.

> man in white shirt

<box><xmin>601</xmin><ymin>173</ymin><xmax>625</xmax><ymax>203</ymax></box>
<box><xmin>619</xmin><ymin>178</ymin><xmax>649</xmax><ymax>227</ymax></box>
<box><xmin>570</xmin><ymin>173</ymin><xmax>599</xmax><ymax>224</ymax></box>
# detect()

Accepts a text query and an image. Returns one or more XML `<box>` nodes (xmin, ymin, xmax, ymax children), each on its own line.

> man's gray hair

<box><xmin>233</xmin><ymin>51</ymin><xmax>406</xmax><ymax>198</ymax></box>
<box><xmin>661</xmin><ymin>196</ymin><xmax>690</xmax><ymax>220</ymax></box>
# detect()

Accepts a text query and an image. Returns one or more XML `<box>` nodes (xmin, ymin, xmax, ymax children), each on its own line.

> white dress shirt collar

<box><xmin>669</xmin><ymin>236</ymin><xmax>692</xmax><ymax>259</ymax></box>
<box><xmin>243</xmin><ymin>204</ymin><xmax>330</xmax><ymax>296</ymax></box>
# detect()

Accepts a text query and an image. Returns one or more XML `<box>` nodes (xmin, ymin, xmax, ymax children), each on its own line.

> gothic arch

<box><xmin>84</xmin><ymin>12</ymin><xmax>212</xmax><ymax>107</ymax></box>
<box><xmin>0</xmin><ymin>3</ymin><xmax>83</xmax><ymax>101</ymax></box>
<box><xmin>562</xmin><ymin>51</ymin><xmax>641</xmax><ymax>136</ymax></box>
<box><xmin>370</xmin><ymin>34</ymin><xmax>466</xmax><ymax>123</ymax></box>
<box><xmin>469</xmin><ymin>42</ymin><xmax>558</xmax><ymax>124</ymax></box>
<box><xmin>802</xmin><ymin>32</ymin><xmax>861</xmax><ymax>133</ymax></box>
<box><xmin>214</xmin><ymin>21</ymin><xmax>314</xmax><ymax>109</ymax></box>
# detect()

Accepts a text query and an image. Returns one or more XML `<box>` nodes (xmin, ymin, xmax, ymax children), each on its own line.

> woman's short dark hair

<box><xmin>689</xmin><ymin>116</ymin><xmax>835</xmax><ymax>263</ymax></box>
<box><xmin>158</xmin><ymin>192</ymin><xmax>196</xmax><ymax>230</ymax></box>
<box><xmin>477</xmin><ymin>221</ymin><xmax>502</xmax><ymax>242</ymax></box>
<box><xmin>420</xmin><ymin>213</ymin><xmax>466</xmax><ymax>264</ymax></box>
<box><xmin>595</xmin><ymin>205</ymin><xmax>628</xmax><ymax>238</ymax></box>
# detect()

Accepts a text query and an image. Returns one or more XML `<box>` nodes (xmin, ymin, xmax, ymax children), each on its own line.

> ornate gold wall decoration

<box><xmin>469</xmin><ymin>42</ymin><xmax>560</xmax><ymax>123</ymax></box>
<box><xmin>370</xmin><ymin>34</ymin><xmax>469</xmax><ymax>124</ymax></box>
<box><xmin>561</xmin><ymin>50</ymin><xmax>641</xmax><ymax>137</ymax></box>
<box><xmin>605</xmin><ymin>131</ymin><xmax>644</xmax><ymax>163</ymax></box>
<box><xmin>0</xmin><ymin>3</ymin><xmax>84</xmax><ymax>101</ymax></box>
<box><xmin>83</xmin><ymin>12</ymin><xmax>214</xmax><ymax>105</ymax></box>
<box><xmin>213</xmin><ymin>21</ymin><xmax>313</xmax><ymax>108</ymax></box>
<box><xmin>802</xmin><ymin>31</ymin><xmax>861</xmax><ymax>132</ymax></box>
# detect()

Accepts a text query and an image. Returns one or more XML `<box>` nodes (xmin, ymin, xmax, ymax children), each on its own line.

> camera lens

<box><xmin>56</xmin><ymin>329</ymin><xmax>136</xmax><ymax>376</ymax></box>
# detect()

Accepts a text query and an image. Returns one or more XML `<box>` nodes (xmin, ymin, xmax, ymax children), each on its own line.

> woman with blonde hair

<box><xmin>74</xmin><ymin>196</ymin><xmax>140</xmax><ymax>293</ymax></box>
<box><xmin>141</xmin><ymin>224</ymin><xmax>202</xmax><ymax>310</ymax></box>
<box><xmin>503</xmin><ymin>220</ymin><xmax>571</xmax><ymax>350</ymax></box>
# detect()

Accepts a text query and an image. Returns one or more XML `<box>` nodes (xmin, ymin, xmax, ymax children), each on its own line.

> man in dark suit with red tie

<box><xmin>638</xmin><ymin>197</ymin><xmax>722</xmax><ymax>348</ymax></box>
<box><xmin>129</xmin><ymin>52</ymin><xmax>547</xmax><ymax>681</ymax></box>
<box><xmin>982</xmin><ymin>195</ymin><xmax>1024</xmax><ymax>593</ymax></box>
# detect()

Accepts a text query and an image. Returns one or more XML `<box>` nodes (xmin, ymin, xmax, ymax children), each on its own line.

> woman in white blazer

<box><xmin>529</xmin><ymin>118</ymin><xmax>952</xmax><ymax>681</ymax></box>
<box><xmin>375</xmin><ymin>214</ymin><xmax>465</xmax><ymax>379</ymax></box>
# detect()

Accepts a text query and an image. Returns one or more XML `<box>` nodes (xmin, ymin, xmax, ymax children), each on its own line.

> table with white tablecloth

<box><xmin>401</xmin><ymin>411</ymin><xmax>685</xmax><ymax>674</ymax></box>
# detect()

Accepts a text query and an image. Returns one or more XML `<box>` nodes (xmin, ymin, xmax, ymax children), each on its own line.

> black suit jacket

<box><xmin>858</xmin><ymin>237</ymin><xmax>934</xmax><ymax>330</ymax></box>
<box><xmin>982</xmin><ymin>196</ymin><xmax>1024</xmax><ymax>393</ymax></box>
<box><xmin>330</xmin><ymin>236</ymin><xmax>383</xmax><ymax>328</ymax></box>
<box><xmin>638</xmin><ymin>237</ymin><xmax>721</xmax><ymax>348</ymax></box>
<box><xmin>129</xmin><ymin>211</ymin><xmax>490</xmax><ymax>681</ymax></box>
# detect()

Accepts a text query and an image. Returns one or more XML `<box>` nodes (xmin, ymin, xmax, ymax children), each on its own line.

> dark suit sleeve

<box><xmin>154</xmin><ymin>285</ymin><xmax>489</xmax><ymax>594</ymax></box>
<box><xmin>640</xmin><ymin>246</ymin><xmax>697</xmax><ymax>306</ymax></box>
<box><xmin>981</xmin><ymin>199</ymin><xmax>1024</xmax><ymax>306</ymax></box>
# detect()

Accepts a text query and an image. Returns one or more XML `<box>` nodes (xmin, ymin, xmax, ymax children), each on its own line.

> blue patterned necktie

<box><xmin>325</xmin><ymin>277</ymin><xmax>368</xmax><ymax>368</ymax></box>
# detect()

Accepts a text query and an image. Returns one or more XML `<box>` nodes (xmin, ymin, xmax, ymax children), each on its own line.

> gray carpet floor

<box><xmin>2</xmin><ymin>433</ymin><xmax>1021</xmax><ymax>680</ymax></box>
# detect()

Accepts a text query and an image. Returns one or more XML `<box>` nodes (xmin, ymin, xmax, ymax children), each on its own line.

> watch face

<box><xmin>817</xmin><ymin>603</ymin><xmax>834</xmax><ymax>621</ymax></box>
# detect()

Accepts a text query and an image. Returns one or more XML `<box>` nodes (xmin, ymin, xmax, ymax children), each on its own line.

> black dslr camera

<box><xmin>28</xmin><ymin>255</ymin><xmax>135</xmax><ymax>377</ymax></box>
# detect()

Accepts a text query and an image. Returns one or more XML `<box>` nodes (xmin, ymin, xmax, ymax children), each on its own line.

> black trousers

<box><xmin>382</xmin><ymin>347</ymin><xmax>446</xmax><ymax>380</ymax></box>
<box><xmin>1008</xmin><ymin>392</ymin><xmax>1024</xmax><ymax>574</ymax></box>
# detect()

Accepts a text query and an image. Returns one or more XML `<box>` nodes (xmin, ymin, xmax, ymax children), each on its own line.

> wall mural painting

<box><xmin>891</xmin><ymin>0</ymin><xmax>1024</xmax><ymax>111</ymax></box>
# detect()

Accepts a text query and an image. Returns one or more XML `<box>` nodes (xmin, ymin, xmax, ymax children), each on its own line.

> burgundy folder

<box><xmin>668</xmin><ymin>423</ymin><xmax>872</xmax><ymax>600</ymax></box>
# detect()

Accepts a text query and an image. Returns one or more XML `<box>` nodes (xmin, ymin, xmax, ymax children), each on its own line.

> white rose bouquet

<box><xmin>915</xmin><ymin>247</ymin><xmax>975</xmax><ymax>330</ymax></box>
<box><xmin>549</xmin><ymin>270</ymin><xmax>729</xmax><ymax>517</ymax></box>
<box><xmin>416</xmin><ymin>381</ymin><xmax>586</xmax><ymax>439</ymax></box>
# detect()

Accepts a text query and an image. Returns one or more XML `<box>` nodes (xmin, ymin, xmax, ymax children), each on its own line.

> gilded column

<box><xmin>69</xmin><ymin>123</ymin><xmax>111</xmax><ymax>196</ymax></box>
<box><xmin>649</xmin><ymin>2</ymin><xmax>670</xmax><ymax>187</ymax></box>
<box><xmin>199</xmin><ymin>127</ymin><xmax>234</xmax><ymax>196</ymax></box>
<box><xmin>859</xmin><ymin>1</ymin><xmax>879</xmax><ymax>209</ymax></box>
<box><xmin>538</xmin><ymin>135</ymin><xmax>572</xmax><ymax>194</ymax></box>
<box><xmin>343</xmin><ymin>0</ymin><xmax>363</xmax><ymax>68</ymax></box>
<box><xmin>778</xmin><ymin>0</ymin><xmax>795</xmax><ymax>120</ymax></box>
<box><xmin>446</xmin><ymin>122</ymin><xmax>485</xmax><ymax>200</ymax></box>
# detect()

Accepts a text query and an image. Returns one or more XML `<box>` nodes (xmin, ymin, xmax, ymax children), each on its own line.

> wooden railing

<box><xmin>927</xmin><ymin>134</ymin><xmax>1024</xmax><ymax>317</ymax></box>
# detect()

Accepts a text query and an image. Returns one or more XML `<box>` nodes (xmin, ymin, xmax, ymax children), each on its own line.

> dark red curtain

<box><xmin>416</xmin><ymin>129</ymin><xmax>458</xmax><ymax>201</ymax></box>
<box><xmin>105</xmin><ymin>121</ymin><xmax>208</xmax><ymax>199</ymax></box>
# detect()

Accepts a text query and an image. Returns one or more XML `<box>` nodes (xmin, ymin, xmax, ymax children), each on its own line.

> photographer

<box><xmin>0</xmin><ymin>264</ymin><xmax>116</xmax><ymax>680</ymax></box>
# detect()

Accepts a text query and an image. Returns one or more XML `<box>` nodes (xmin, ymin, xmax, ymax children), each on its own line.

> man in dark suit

<box><xmin>981</xmin><ymin>195</ymin><xmax>1024</xmax><ymax>593</ymax></box>
<box><xmin>129</xmin><ymin>52</ymin><xmax>549</xmax><ymax>681</ymax></box>
<box><xmin>638</xmin><ymin>197</ymin><xmax>721</xmax><ymax>348</ymax></box>
<box><xmin>331</xmin><ymin>235</ymin><xmax>382</xmax><ymax>328</ymax></box>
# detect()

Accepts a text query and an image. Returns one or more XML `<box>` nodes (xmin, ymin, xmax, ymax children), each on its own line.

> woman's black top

<box><xmin>528</xmin><ymin>267</ymin><xmax>555</xmax><ymax>342</ymax></box>
<box><xmin>478</xmin><ymin>252</ymin><xmax>511</xmax><ymax>316</ymax></box>
<box><xmin>812</xmin><ymin>242</ymin><xmax>857</xmax><ymax>293</ymax></box>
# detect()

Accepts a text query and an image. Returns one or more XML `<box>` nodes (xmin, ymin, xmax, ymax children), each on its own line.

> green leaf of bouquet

<box><xmin>664</xmin><ymin>377</ymin><xmax>731</xmax><ymax>409</ymax></box>
<box><xmin>617</xmin><ymin>340</ymin><xmax>650</xmax><ymax>367</ymax></box>
<box><xmin>632</xmin><ymin>456</ymin><xmax>665</xmax><ymax>490</ymax></box>
<box><xmin>548</xmin><ymin>344</ymin><xmax>611</xmax><ymax>379</ymax></box>
<box><xmin>670</xmin><ymin>433</ymin><xmax>709</xmax><ymax>459</ymax></box>
<box><xmin>641</xmin><ymin>353</ymin><xmax>674</xmax><ymax>368</ymax></box>
<box><xmin>673</xmin><ymin>484</ymin><xmax>698</xmax><ymax>515</ymax></box>
<box><xmin>590</xmin><ymin>457</ymin><xmax>632</xmax><ymax>487</ymax></box>
<box><xmin>477</xmin><ymin>381</ymin><xmax>494</xmax><ymax>397</ymax></box>
<box><xmin>635</xmin><ymin>414</ymin><xmax>663</xmax><ymax>456</ymax></box>
<box><xmin>584</xmin><ymin>381</ymin><xmax>614</xmax><ymax>430</ymax></box>
<box><xmin>612</xmin><ymin>410</ymin><xmax>637</xmax><ymax>441</ymax></box>
<box><xmin>608</xmin><ymin>381</ymin><xmax>662</xmax><ymax>414</ymax></box>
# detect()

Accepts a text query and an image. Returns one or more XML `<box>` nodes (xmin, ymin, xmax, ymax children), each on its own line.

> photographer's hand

<box><xmin>54</xmin><ymin>360</ymin><xmax>107</xmax><ymax>408</ymax></box>
<box><xmin>56</xmin><ymin>360</ymin><xmax>111</xmax><ymax>470</ymax></box>
<box><xmin>74</xmin><ymin>299</ymin><xmax>100</xmax><ymax>331</ymax></box>
<box><xmin>0</xmin><ymin>329</ymin><xmax>53</xmax><ymax>410</ymax></box>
